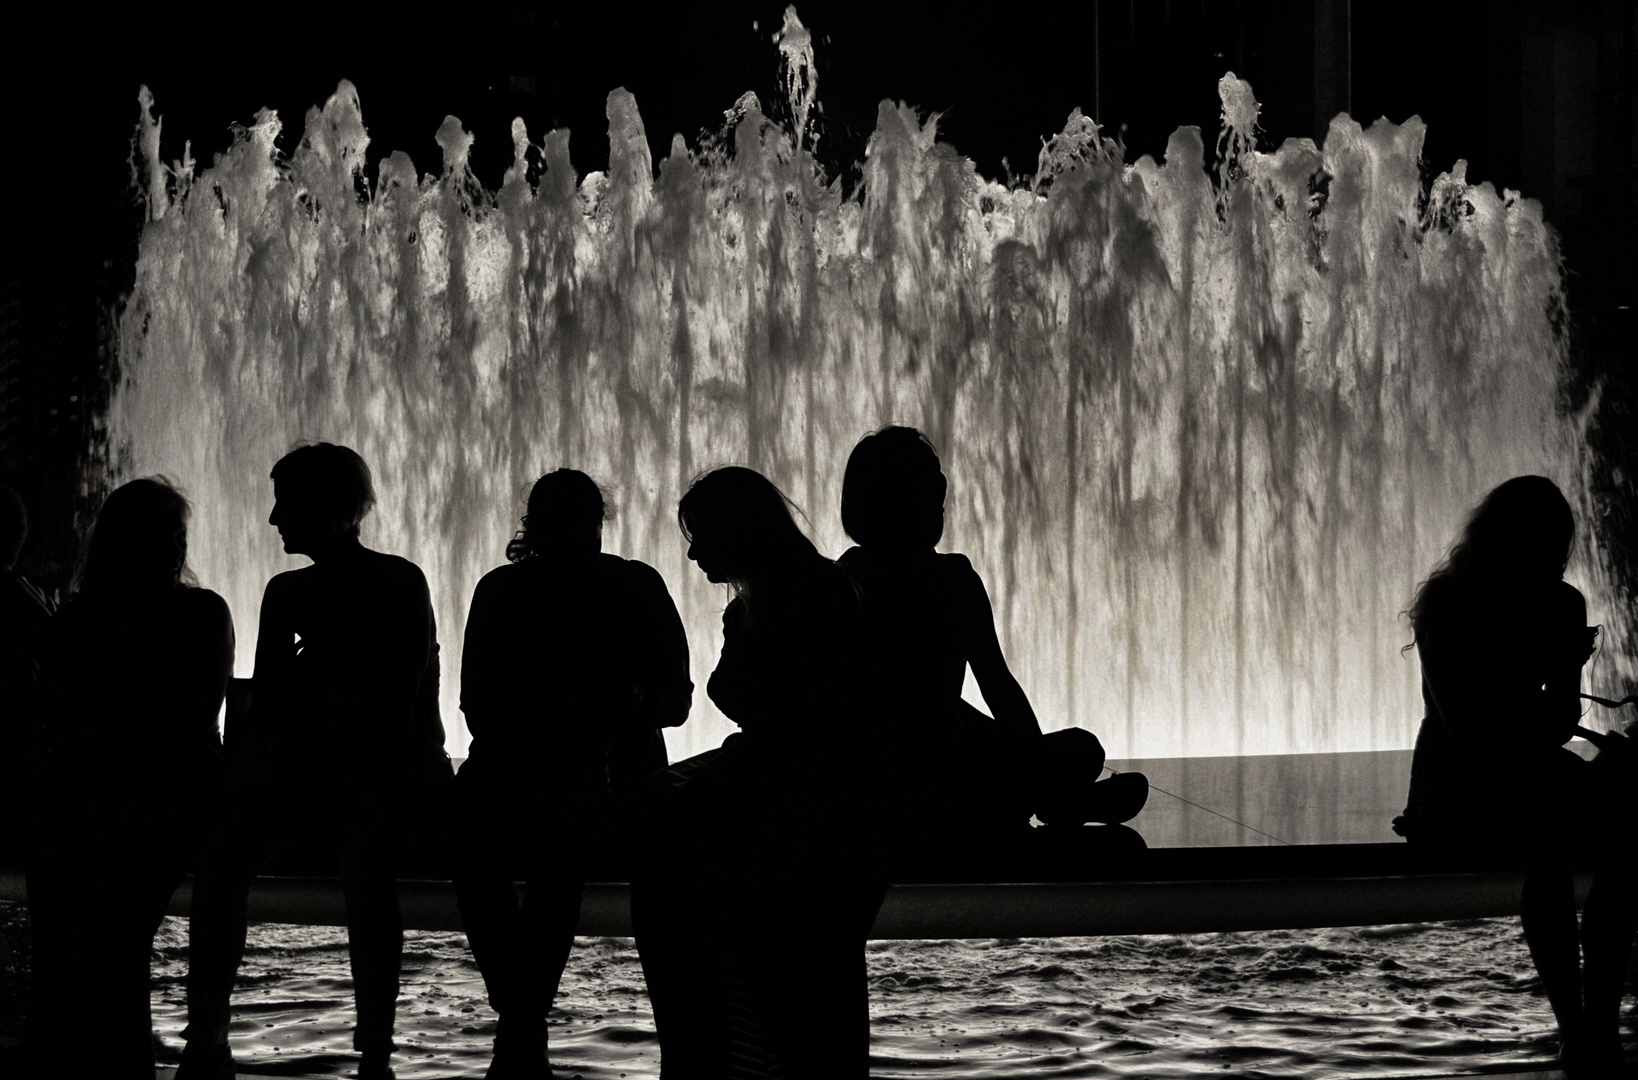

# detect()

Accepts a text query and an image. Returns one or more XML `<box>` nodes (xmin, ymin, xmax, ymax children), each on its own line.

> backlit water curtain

<box><xmin>112</xmin><ymin>55</ymin><xmax>1630</xmax><ymax>759</ymax></box>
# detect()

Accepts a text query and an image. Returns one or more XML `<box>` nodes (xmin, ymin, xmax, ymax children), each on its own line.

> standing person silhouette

<box><xmin>180</xmin><ymin>443</ymin><xmax>449</xmax><ymax>1080</ymax></box>
<box><xmin>633</xmin><ymin>466</ymin><xmax>885</xmax><ymax>1080</ymax></box>
<box><xmin>837</xmin><ymin>426</ymin><xmax>1145</xmax><ymax>832</ymax></box>
<box><xmin>1395</xmin><ymin>474</ymin><xmax>1636</xmax><ymax>1079</ymax></box>
<box><xmin>26</xmin><ymin>478</ymin><xmax>233</xmax><ymax>1079</ymax></box>
<box><xmin>454</xmin><ymin>469</ymin><xmax>691</xmax><ymax>1079</ymax></box>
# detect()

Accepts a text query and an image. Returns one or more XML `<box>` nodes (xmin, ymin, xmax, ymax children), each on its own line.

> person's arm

<box><xmin>957</xmin><ymin>557</ymin><xmax>1041</xmax><ymax>737</ymax></box>
<box><xmin>175</xmin><ymin>590</ymin><xmax>234</xmax><ymax>745</ymax></box>
<box><xmin>1539</xmin><ymin>584</ymin><xmax>1592</xmax><ymax>746</ymax></box>
<box><xmin>379</xmin><ymin>561</ymin><xmax>437</xmax><ymax>743</ymax></box>
<box><xmin>629</xmin><ymin>562</ymin><xmax>692</xmax><ymax>730</ymax></box>
<box><xmin>250</xmin><ymin>573</ymin><xmax>298</xmax><ymax>723</ymax></box>
<box><xmin>458</xmin><ymin>571</ymin><xmax>504</xmax><ymax>741</ymax></box>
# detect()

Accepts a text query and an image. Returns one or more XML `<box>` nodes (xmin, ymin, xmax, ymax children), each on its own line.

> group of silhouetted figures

<box><xmin>0</xmin><ymin>432</ymin><xmax>1635</xmax><ymax>1080</ymax></box>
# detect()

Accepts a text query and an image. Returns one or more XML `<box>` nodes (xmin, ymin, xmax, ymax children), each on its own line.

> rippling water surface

<box><xmin>144</xmin><ymin>918</ymin><xmax>1598</xmax><ymax>1078</ymax></box>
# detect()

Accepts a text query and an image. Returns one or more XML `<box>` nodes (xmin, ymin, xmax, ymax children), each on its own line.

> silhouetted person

<box><xmin>838</xmin><ymin>426</ymin><xmax>1145</xmax><ymax>832</ymax></box>
<box><xmin>1394</xmin><ymin>475</ymin><xmax>1635</xmax><ymax>1079</ymax></box>
<box><xmin>453</xmin><ymin>469</ymin><xmax>690</xmax><ymax>1078</ymax></box>
<box><xmin>180</xmin><ymin>443</ymin><xmax>449</xmax><ymax>1080</ymax></box>
<box><xmin>633</xmin><ymin>466</ymin><xmax>885</xmax><ymax>1080</ymax></box>
<box><xmin>26</xmin><ymin>478</ymin><xmax>233</xmax><ymax>1079</ymax></box>
<box><xmin>1</xmin><ymin>483</ymin><xmax>54</xmax><ymax>866</ymax></box>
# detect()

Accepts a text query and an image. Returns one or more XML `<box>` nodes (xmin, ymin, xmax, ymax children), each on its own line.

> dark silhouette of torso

<box><xmin>837</xmin><ymin>546</ymin><xmax>977</xmax><ymax>718</ymax></box>
<box><xmin>707</xmin><ymin>553</ymin><xmax>871</xmax><ymax>803</ymax></box>
<box><xmin>253</xmin><ymin>543</ymin><xmax>441</xmax><ymax>794</ymax></box>
<box><xmin>36</xmin><ymin>586</ymin><xmax>233</xmax><ymax>847</ymax></box>
<box><xmin>459</xmin><ymin>552</ymin><xmax>690</xmax><ymax>802</ymax></box>
<box><xmin>1405</xmin><ymin>574</ymin><xmax>1589</xmax><ymax>836</ymax></box>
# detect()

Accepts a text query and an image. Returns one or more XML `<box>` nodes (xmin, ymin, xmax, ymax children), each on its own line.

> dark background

<box><xmin>2</xmin><ymin>0</ymin><xmax>1632</xmax><ymax>594</ymax></box>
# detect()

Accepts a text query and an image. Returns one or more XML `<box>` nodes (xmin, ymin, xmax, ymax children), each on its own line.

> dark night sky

<box><xmin>2</xmin><ymin>0</ymin><xmax>1632</xmax><ymax>586</ymax></box>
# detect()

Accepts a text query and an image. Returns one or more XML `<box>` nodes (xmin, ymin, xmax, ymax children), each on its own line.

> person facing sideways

<box><xmin>632</xmin><ymin>465</ymin><xmax>886</xmax><ymax>1080</ymax></box>
<box><xmin>454</xmin><ymin>469</ymin><xmax>691</xmax><ymax>1080</ymax></box>
<box><xmin>837</xmin><ymin>425</ymin><xmax>1146</xmax><ymax>834</ymax></box>
<box><xmin>1393</xmin><ymin>474</ymin><xmax>1636</xmax><ymax>1080</ymax></box>
<box><xmin>179</xmin><ymin>443</ymin><xmax>450</xmax><ymax>1080</ymax></box>
<box><xmin>25</xmin><ymin>478</ymin><xmax>233</xmax><ymax>1079</ymax></box>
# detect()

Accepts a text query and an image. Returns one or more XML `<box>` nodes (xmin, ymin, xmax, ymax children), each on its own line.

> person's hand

<box><xmin>1580</xmin><ymin>625</ymin><xmax>1600</xmax><ymax>663</ymax></box>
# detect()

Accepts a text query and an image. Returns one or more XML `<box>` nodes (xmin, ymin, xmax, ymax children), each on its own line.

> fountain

<box><xmin>109</xmin><ymin>20</ymin><xmax>1628</xmax><ymax>761</ymax></box>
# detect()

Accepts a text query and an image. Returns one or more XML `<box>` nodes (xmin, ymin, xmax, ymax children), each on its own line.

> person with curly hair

<box><xmin>1396</xmin><ymin>474</ymin><xmax>1636</xmax><ymax>1078</ymax></box>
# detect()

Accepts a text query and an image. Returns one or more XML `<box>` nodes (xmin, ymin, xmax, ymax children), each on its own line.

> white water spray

<box><xmin>111</xmin><ymin>48</ymin><xmax>1626</xmax><ymax>759</ymax></box>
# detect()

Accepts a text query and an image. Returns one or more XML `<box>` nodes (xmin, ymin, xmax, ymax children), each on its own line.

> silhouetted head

<box><xmin>678</xmin><ymin>466</ymin><xmax>817</xmax><ymax>593</ymax></box>
<box><xmin>268</xmin><ymin>443</ymin><xmax>376</xmax><ymax>557</ymax></box>
<box><xmin>1407</xmin><ymin>475</ymin><xmax>1574</xmax><ymax>638</ymax></box>
<box><xmin>841</xmin><ymin>426</ymin><xmax>947</xmax><ymax>552</ymax></box>
<box><xmin>0</xmin><ymin>484</ymin><xmax>25</xmax><ymax>569</ymax></box>
<box><xmin>507</xmin><ymin>469</ymin><xmax>606</xmax><ymax>563</ymax></box>
<box><xmin>1449</xmin><ymin>475</ymin><xmax>1574</xmax><ymax>580</ymax></box>
<box><xmin>76</xmin><ymin>477</ymin><xmax>194</xmax><ymax>596</ymax></box>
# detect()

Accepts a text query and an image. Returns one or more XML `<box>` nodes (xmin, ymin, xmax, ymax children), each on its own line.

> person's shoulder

<box><xmin>262</xmin><ymin>565</ymin><xmax>309</xmax><ymax>599</ymax></box>
<box><xmin>1546</xmin><ymin>578</ymin><xmax>1587</xmax><ymax>619</ymax></box>
<box><xmin>174</xmin><ymin>586</ymin><xmax>234</xmax><ymax>638</ymax></box>
<box><xmin>1417</xmin><ymin>573</ymin><xmax>1464</xmax><ymax>614</ymax></box>
<box><xmin>814</xmin><ymin>556</ymin><xmax>864</xmax><ymax>610</ymax></box>
<box><xmin>475</xmin><ymin>561</ymin><xmax>524</xmax><ymax>590</ymax></box>
<box><xmin>179</xmin><ymin>585</ymin><xmax>232</xmax><ymax>619</ymax></box>
<box><xmin>935</xmin><ymin>551</ymin><xmax>986</xmax><ymax>593</ymax></box>
<box><xmin>365</xmin><ymin>549</ymin><xmax>432</xmax><ymax>593</ymax></box>
<box><xmin>612</xmin><ymin>555</ymin><xmax>676</xmax><ymax>594</ymax></box>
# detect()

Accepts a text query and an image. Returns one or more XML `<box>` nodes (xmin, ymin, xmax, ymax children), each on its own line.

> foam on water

<box><xmin>110</xmin><ymin>18</ymin><xmax>1627</xmax><ymax>758</ymax></box>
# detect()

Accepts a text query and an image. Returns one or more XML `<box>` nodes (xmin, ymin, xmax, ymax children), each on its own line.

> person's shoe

<box><xmin>486</xmin><ymin>1020</ymin><xmax>552</xmax><ymax>1079</ymax></box>
<box><xmin>175</xmin><ymin>1041</ymin><xmax>238</xmax><ymax>1080</ymax></box>
<box><xmin>484</xmin><ymin>1044</ymin><xmax>552</xmax><ymax>1079</ymax></box>
<box><xmin>1560</xmin><ymin>1032</ymin><xmax>1625</xmax><ymax>1079</ymax></box>
<box><xmin>357</xmin><ymin>1049</ymin><xmax>396</xmax><ymax>1080</ymax></box>
<box><xmin>1037</xmin><ymin>771</ymin><xmax>1149</xmax><ymax>827</ymax></box>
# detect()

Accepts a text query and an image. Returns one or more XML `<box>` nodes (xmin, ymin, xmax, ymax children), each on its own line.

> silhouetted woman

<box><xmin>455</xmin><ymin>469</ymin><xmax>691</xmax><ymax>1078</ymax></box>
<box><xmin>181</xmin><ymin>443</ymin><xmax>448</xmax><ymax>1080</ymax></box>
<box><xmin>838</xmin><ymin>426</ymin><xmax>1144</xmax><ymax>831</ymax></box>
<box><xmin>1396</xmin><ymin>474</ymin><xmax>1635</xmax><ymax>1078</ymax></box>
<box><xmin>633</xmin><ymin>466</ymin><xmax>884</xmax><ymax>1080</ymax></box>
<box><xmin>27</xmin><ymin>477</ymin><xmax>233</xmax><ymax>1079</ymax></box>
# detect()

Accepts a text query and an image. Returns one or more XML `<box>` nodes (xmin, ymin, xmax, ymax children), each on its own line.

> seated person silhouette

<box><xmin>26</xmin><ymin>477</ymin><xmax>233</xmax><ymax>1079</ymax></box>
<box><xmin>180</xmin><ymin>443</ymin><xmax>450</xmax><ymax>1080</ymax></box>
<box><xmin>1395</xmin><ymin>475</ymin><xmax>1636</xmax><ymax>1080</ymax></box>
<box><xmin>633</xmin><ymin>466</ymin><xmax>885</xmax><ymax>1080</ymax></box>
<box><xmin>453</xmin><ymin>469</ymin><xmax>690</xmax><ymax>1079</ymax></box>
<box><xmin>837</xmin><ymin>426</ymin><xmax>1146</xmax><ymax>832</ymax></box>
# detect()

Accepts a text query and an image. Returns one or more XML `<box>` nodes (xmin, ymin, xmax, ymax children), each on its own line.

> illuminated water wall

<box><xmin>111</xmin><ymin>63</ymin><xmax>1625</xmax><ymax>759</ymax></box>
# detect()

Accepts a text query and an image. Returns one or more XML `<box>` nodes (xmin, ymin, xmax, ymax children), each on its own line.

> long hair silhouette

<box><xmin>76</xmin><ymin>477</ymin><xmax>197</xmax><ymax>595</ymax></box>
<box><xmin>1406</xmin><ymin>474</ymin><xmax>1573</xmax><ymax>647</ymax></box>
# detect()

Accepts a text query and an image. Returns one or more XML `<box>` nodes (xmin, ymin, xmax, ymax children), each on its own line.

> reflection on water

<box><xmin>111</xmin><ymin>37</ymin><xmax>1628</xmax><ymax>760</ymax></box>
<box><xmin>1109</xmin><ymin>749</ymin><xmax>1412</xmax><ymax>847</ymax></box>
<box><xmin>146</xmin><ymin>917</ymin><xmax>1592</xmax><ymax>1079</ymax></box>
